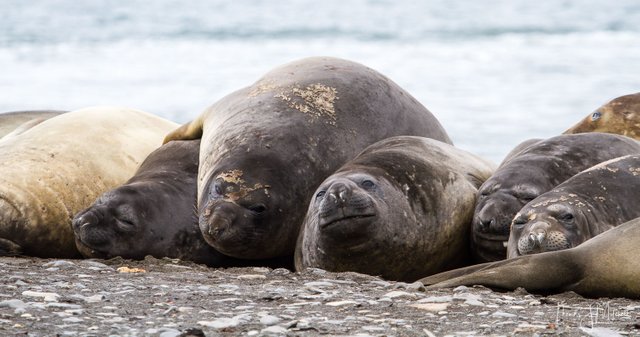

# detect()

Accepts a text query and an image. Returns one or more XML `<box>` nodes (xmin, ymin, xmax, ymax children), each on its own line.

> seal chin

<box><xmin>73</xmin><ymin>237</ymin><xmax>110</xmax><ymax>259</ymax></box>
<box><xmin>318</xmin><ymin>213</ymin><xmax>376</xmax><ymax>230</ymax></box>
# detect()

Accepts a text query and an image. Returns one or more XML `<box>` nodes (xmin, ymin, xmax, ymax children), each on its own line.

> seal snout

<box><xmin>200</xmin><ymin>202</ymin><xmax>237</xmax><ymax>243</ymax></box>
<box><xmin>316</xmin><ymin>180</ymin><xmax>375</xmax><ymax>230</ymax></box>
<box><xmin>516</xmin><ymin>220</ymin><xmax>570</xmax><ymax>255</ymax></box>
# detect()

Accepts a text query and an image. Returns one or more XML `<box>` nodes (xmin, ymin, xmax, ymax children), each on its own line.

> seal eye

<box><xmin>214</xmin><ymin>184</ymin><xmax>223</xmax><ymax>195</ymax></box>
<box><xmin>316</xmin><ymin>190</ymin><xmax>326</xmax><ymax>199</ymax></box>
<box><xmin>591</xmin><ymin>111</ymin><xmax>602</xmax><ymax>121</ymax></box>
<box><xmin>248</xmin><ymin>203</ymin><xmax>267</xmax><ymax>213</ymax></box>
<box><xmin>558</xmin><ymin>212</ymin><xmax>574</xmax><ymax>222</ymax></box>
<box><xmin>361</xmin><ymin>180</ymin><xmax>375</xmax><ymax>189</ymax></box>
<box><xmin>518</xmin><ymin>194</ymin><xmax>536</xmax><ymax>202</ymax></box>
<box><xmin>512</xmin><ymin>216</ymin><xmax>527</xmax><ymax>228</ymax></box>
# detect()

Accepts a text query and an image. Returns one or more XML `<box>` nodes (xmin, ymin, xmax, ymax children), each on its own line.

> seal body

<box><xmin>472</xmin><ymin>133</ymin><xmax>640</xmax><ymax>263</ymax></box>
<box><xmin>0</xmin><ymin>107</ymin><xmax>178</xmax><ymax>258</ymax></box>
<box><xmin>164</xmin><ymin>57</ymin><xmax>452</xmax><ymax>260</ymax></box>
<box><xmin>564</xmin><ymin>92</ymin><xmax>640</xmax><ymax>139</ymax></box>
<box><xmin>507</xmin><ymin>154</ymin><xmax>640</xmax><ymax>258</ymax></box>
<box><xmin>72</xmin><ymin>139</ymin><xmax>217</xmax><ymax>263</ymax></box>
<box><xmin>421</xmin><ymin>217</ymin><xmax>640</xmax><ymax>299</ymax></box>
<box><xmin>0</xmin><ymin>110</ymin><xmax>65</xmax><ymax>139</ymax></box>
<box><xmin>72</xmin><ymin>139</ymin><xmax>289</xmax><ymax>268</ymax></box>
<box><xmin>295</xmin><ymin>136</ymin><xmax>495</xmax><ymax>282</ymax></box>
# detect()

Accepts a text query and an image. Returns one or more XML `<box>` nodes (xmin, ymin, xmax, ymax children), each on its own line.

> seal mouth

<box><xmin>74</xmin><ymin>237</ymin><xmax>110</xmax><ymax>259</ymax></box>
<box><xmin>472</xmin><ymin>231</ymin><xmax>509</xmax><ymax>243</ymax></box>
<box><xmin>319</xmin><ymin>214</ymin><xmax>376</xmax><ymax>230</ymax></box>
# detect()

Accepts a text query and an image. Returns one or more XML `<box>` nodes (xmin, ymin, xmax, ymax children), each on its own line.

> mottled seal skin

<box><xmin>295</xmin><ymin>136</ymin><xmax>495</xmax><ymax>282</ymax></box>
<box><xmin>472</xmin><ymin>133</ymin><xmax>640</xmax><ymax>263</ymax></box>
<box><xmin>0</xmin><ymin>107</ymin><xmax>178</xmax><ymax>258</ymax></box>
<box><xmin>0</xmin><ymin>110</ymin><xmax>66</xmax><ymax>139</ymax></box>
<box><xmin>163</xmin><ymin>56</ymin><xmax>452</xmax><ymax>261</ymax></box>
<box><xmin>507</xmin><ymin>153</ymin><xmax>640</xmax><ymax>258</ymax></box>
<box><xmin>564</xmin><ymin>92</ymin><xmax>640</xmax><ymax>139</ymax></box>
<box><xmin>421</xmin><ymin>217</ymin><xmax>640</xmax><ymax>299</ymax></box>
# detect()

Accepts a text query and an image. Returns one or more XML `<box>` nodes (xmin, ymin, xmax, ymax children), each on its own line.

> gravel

<box><xmin>0</xmin><ymin>256</ymin><xmax>638</xmax><ymax>336</ymax></box>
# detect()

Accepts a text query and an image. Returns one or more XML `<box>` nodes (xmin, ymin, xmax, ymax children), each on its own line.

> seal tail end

<box><xmin>0</xmin><ymin>238</ymin><xmax>22</xmax><ymax>256</ymax></box>
<box><xmin>163</xmin><ymin>116</ymin><xmax>204</xmax><ymax>144</ymax></box>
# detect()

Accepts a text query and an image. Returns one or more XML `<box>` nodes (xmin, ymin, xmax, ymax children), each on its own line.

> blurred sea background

<box><xmin>1</xmin><ymin>0</ymin><xmax>638</xmax><ymax>163</ymax></box>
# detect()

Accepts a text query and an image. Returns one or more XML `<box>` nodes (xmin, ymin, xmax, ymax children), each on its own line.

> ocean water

<box><xmin>1</xmin><ymin>0</ymin><xmax>639</xmax><ymax>163</ymax></box>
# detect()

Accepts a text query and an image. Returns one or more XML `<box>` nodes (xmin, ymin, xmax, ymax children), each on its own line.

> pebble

<box><xmin>43</xmin><ymin>260</ymin><xmax>76</xmax><ymax>268</ymax></box>
<box><xmin>382</xmin><ymin>291</ymin><xmax>415</xmax><ymax>299</ymax></box>
<box><xmin>326</xmin><ymin>300</ymin><xmax>359</xmax><ymax>307</ymax></box>
<box><xmin>260</xmin><ymin>314</ymin><xmax>281</xmax><ymax>325</ymax></box>
<box><xmin>409</xmin><ymin>303</ymin><xmax>449</xmax><ymax>312</ymax></box>
<box><xmin>197</xmin><ymin>314</ymin><xmax>251</xmax><ymax>329</ymax></box>
<box><xmin>491</xmin><ymin>311</ymin><xmax>518</xmax><ymax>318</ymax></box>
<box><xmin>261</xmin><ymin>325</ymin><xmax>288</xmax><ymax>335</ymax></box>
<box><xmin>579</xmin><ymin>327</ymin><xmax>623</xmax><ymax>337</ymax></box>
<box><xmin>237</xmin><ymin>274</ymin><xmax>267</xmax><ymax>280</ymax></box>
<box><xmin>0</xmin><ymin>299</ymin><xmax>28</xmax><ymax>313</ymax></box>
<box><xmin>22</xmin><ymin>290</ymin><xmax>60</xmax><ymax>302</ymax></box>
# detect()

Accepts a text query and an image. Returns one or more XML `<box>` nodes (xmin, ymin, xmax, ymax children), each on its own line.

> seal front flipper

<box><xmin>0</xmin><ymin>238</ymin><xmax>22</xmax><ymax>256</ymax></box>
<box><xmin>163</xmin><ymin>114</ymin><xmax>205</xmax><ymax>144</ymax></box>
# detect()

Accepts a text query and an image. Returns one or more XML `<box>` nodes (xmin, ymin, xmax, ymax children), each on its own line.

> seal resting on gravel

<box><xmin>471</xmin><ymin>133</ymin><xmax>640</xmax><ymax>263</ymax></box>
<box><xmin>507</xmin><ymin>153</ymin><xmax>640</xmax><ymax>258</ymax></box>
<box><xmin>163</xmin><ymin>56</ymin><xmax>452</xmax><ymax>261</ymax></box>
<box><xmin>72</xmin><ymin>139</ymin><xmax>290</xmax><ymax>268</ymax></box>
<box><xmin>421</xmin><ymin>216</ymin><xmax>640</xmax><ymax>299</ymax></box>
<box><xmin>564</xmin><ymin>92</ymin><xmax>640</xmax><ymax>139</ymax></box>
<box><xmin>0</xmin><ymin>106</ymin><xmax>178</xmax><ymax>258</ymax></box>
<box><xmin>295</xmin><ymin>136</ymin><xmax>495</xmax><ymax>282</ymax></box>
<box><xmin>0</xmin><ymin>110</ymin><xmax>65</xmax><ymax>139</ymax></box>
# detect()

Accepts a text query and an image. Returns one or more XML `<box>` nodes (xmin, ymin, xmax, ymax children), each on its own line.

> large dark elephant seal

<box><xmin>508</xmin><ymin>153</ymin><xmax>640</xmax><ymax>258</ymax></box>
<box><xmin>564</xmin><ymin>92</ymin><xmax>640</xmax><ymax>139</ymax></box>
<box><xmin>163</xmin><ymin>56</ymin><xmax>452</xmax><ymax>261</ymax></box>
<box><xmin>295</xmin><ymin>136</ymin><xmax>495</xmax><ymax>282</ymax></box>
<box><xmin>0</xmin><ymin>110</ymin><xmax>66</xmax><ymax>139</ymax></box>
<box><xmin>0</xmin><ymin>107</ymin><xmax>178</xmax><ymax>258</ymax></box>
<box><xmin>421</xmin><ymin>217</ymin><xmax>640</xmax><ymax>299</ymax></box>
<box><xmin>72</xmin><ymin>139</ymin><xmax>290</xmax><ymax>268</ymax></box>
<box><xmin>472</xmin><ymin>133</ymin><xmax>640</xmax><ymax>263</ymax></box>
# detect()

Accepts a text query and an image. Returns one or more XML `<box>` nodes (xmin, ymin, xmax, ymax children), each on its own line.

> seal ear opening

<box><xmin>163</xmin><ymin>115</ymin><xmax>205</xmax><ymax>144</ymax></box>
<box><xmin>0</xmin><ymin>238</ymin><xmax>22</xmax><ymax>256</ymax></box>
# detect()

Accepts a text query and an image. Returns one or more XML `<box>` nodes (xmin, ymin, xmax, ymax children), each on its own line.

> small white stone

<box><xmin>260</xmin><ymin>314</ymin><xmax>281</xmax><ymax>326</ymax></box>
<box><xmin>252</xmin><ymin>267</ymin><xmax>270</xmax><ymax>273</ymax></box>
<box><xmin>261</xmin><ymin>325</ymin><xmax>287</xmax><ymax>335</ymax></box>
<box><xmin>382</xmin><ymin>291</ymin><xmax>415</xmax><ymax>299</ymax></box>
<box><xmin>43</xmin><ymin>260</ymin><xmax>76</xmax><ymax>268</ymax></box>
<box><xmin>0</xmin><ymin>299</ymin><xmax>28</xmax><ymax>313</ymax></box>
<box><xmin>198</xmin><ymin>314</ymin><xmax>251</xmax><ymax>329</ymax></box>
<box><xmin>304</xmin><ymin>281</ymin><xmax>335</xmax><ymax>288</ymax></box>
<box><xmin>62</xmin><ymin>317</ymin><xmax>83</xmax><ymax>323</ymax></box>
<box><xmin>491</xmin><ymin>311</ymin><xmax>517</xmax><ymax>318</ymax></box>
<box><xmin>325</xmin><ymin>300</ymin><xmax>358</xmax><ymax>307</ymax></box>
<box><xmin>22</xmin><ymin>290</ymin><xmax>60</xmax><ymax>302</ymax></box>
<box><xmin>453</xmin><ymin>286</ymin><xmax>469</xmax><ymax>292</ymax></box>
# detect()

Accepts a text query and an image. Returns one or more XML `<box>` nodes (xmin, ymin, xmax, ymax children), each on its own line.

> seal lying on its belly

<box><xmin>295</xmin><ymin>136</ymin><xmax>495</xmax><ymax>282</ymax></box>
<box><xmin>507</xmin><ymin>153</ymin><xmax>640</xmax><ymax>258</ymax></box>
<box><xmin>163</xmin><ymin>56</ymin><xmax>452</xmax><ymax>261</ymax></box>
<box><xmin>421</xmin><ymin>217</ymin><xmax>640</xmax><ymax>299</ymax></box>
<box><xmin>72</xmin><ymin>139</ymin><xmax>290</xmax><ymax>268</ymax></box>
<box><xmin>471</xmin><ymin>133</ymin><xmax>640</xmax><ymax>263</ymax></box>
<box><xmin>0</xmin><ymin>106</ymin><xmax>177</xmax><ymax>258</ymax></box>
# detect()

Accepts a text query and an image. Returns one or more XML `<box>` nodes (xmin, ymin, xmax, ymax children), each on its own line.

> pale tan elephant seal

<box><xmin>0</xmin><ymin>106</ymin><xmax>178</xmax><ymax>258</ymax></box>
<box><xmin>564</xmin><ymin>92</ymin><xmax>640</xmax><ymax>139</ymax></box>
<box><xmin>0</xmin><ymin>110</ymin><xmax>66</xmax><ymax>139</ymax></box>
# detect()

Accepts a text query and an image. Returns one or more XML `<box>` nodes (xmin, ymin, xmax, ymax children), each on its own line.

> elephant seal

<box><xmin>472</xmin><ymin>133</ymin><xmax>640</xmax><ymax>263</ymax></box>
<box><xmin>421</xmin><ymin>217</ymin><xmax>640</xmax><ymax>299</ymax></box>
<box><xmin>0</xmin><ymin>106</ymin><xmax>178</xmax><ymax>258</ymax></box>
<box><xmin>564</xmin><ymin>92</ymin><xmax>640</xmax><ymax>139</ymax></box>
<box><xmin>295</xmin><ymin>136</ymin><xmax>495</xmax><ymax>282</ymax></box>
<box><xmin>508</xmin><ymin>153</ymin><xmax>640</xmax><ymax>258</ymax></box>
<box><xmin>0</xmin><ymin>110</ymin><xmax>66</xmax><ymax>139</ymax></box>
<box><xmin>72</xmin><ymin>139</ymin><xmax>290</xmax><ymax>268</ymax></box>
<box><xmin>163</xmin><ymin>56</ymin><xmax>452</xmax><ymax>261</ymax></box>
